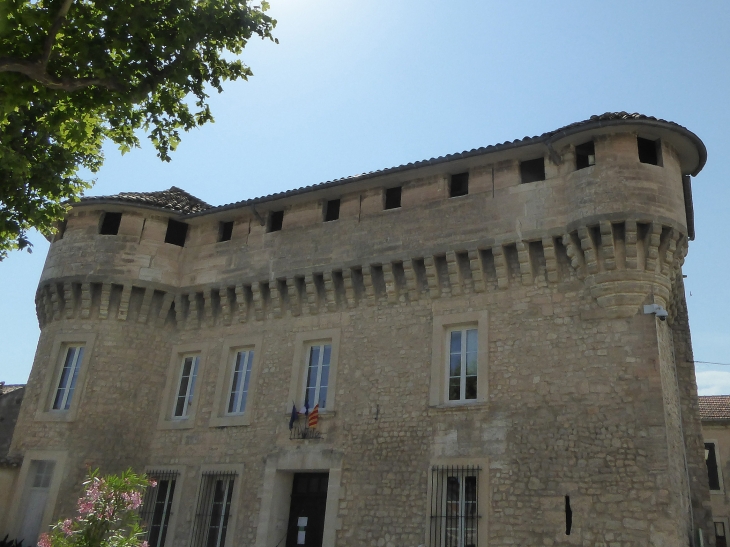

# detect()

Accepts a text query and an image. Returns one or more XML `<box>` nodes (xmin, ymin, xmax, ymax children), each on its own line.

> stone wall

<box><xmin>6</xmin><ymin>121</ymin><xmax>714</xmax><ymax>546</ymax></box>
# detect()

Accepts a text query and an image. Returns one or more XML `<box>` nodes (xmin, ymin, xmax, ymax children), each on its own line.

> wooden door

<box><xmin>286</xmin><ymin>473</ymin><xmax>329</xmax><ymax>547</ymax></box>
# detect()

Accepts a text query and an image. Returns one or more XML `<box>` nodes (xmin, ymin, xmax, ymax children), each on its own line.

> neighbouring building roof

<box><xmin>699</xmin><ymin>395</ymin><xmax>730</xmax><ymax>421</ymax></box>
<box><xmin>79</xmin><ymin>186</ymin><xmax>212</xmax><ymax>214</ymax></box>
<box><xmin>0</xmin><ymin>383</ymin><xmax>24</xmax><ymax>395</ymax></box>
<box><xmin>76</xmin><ymin>112</ymin><xmax>707</xmax><ymax>217</ymax></box>
<box><xmin>0</xmin><ymin>383</ymin><xmax>25</xmax><ymax>459</ymax></box>
<box><xmin>0</xmin><ymin>455</ymin><xmax>21</xmax><ymax>467</ymax></box>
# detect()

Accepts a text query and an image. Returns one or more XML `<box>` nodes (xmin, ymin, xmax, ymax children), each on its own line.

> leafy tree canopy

<box><xmin>0</xmin><ymin>0</ymin><xmax>276</xmax><ymax>258</ymax></box>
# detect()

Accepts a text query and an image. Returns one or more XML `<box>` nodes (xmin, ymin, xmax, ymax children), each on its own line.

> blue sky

<box><xmin>2</xmin><ymin>0</ymin><xmax>730</xmax><ymax>392</ymax></box>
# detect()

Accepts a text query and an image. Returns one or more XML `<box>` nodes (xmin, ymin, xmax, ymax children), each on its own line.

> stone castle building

<box><xmin>2</xmin><ymin>112</ymin><xmax>715</xmax><ymax>546</ymax></box>
<box><xmin>699</xmin><ymin>395</ymin><xmax>730</xmax><ymax>547</ymax></box>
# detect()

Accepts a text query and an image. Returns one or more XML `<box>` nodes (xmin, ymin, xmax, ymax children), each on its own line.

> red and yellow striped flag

<box><xmin>308</xmin><ymin>404</ymin><xmax>319</xmax><ymax>428</ymax></box>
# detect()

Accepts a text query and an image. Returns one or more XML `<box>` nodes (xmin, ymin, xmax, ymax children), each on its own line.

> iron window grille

<box><xmin>190</xmin><ymin>472</ymin><xmax>237</xmax><ymax>547</ymax></box>
<box><xmin>430</xmin><ymin>466</ymin><xmax>480</xmax><ymax>547</ymax></box>
<box><xmin>140</xmin><ymin>470</ymin><xmax>179</xmax><ymax>547</ymax></box>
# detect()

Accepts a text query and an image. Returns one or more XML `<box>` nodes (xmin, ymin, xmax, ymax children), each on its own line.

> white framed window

<box><xmin>52</xmin><ymin>346</ymin><xmax>84</xmax><ymax>410</ymax></box>
<box><xmin>158</xmin><ymin>343</ymin><xmax>208</xmax><ymax>430</ymax></box>
<box><xmin>447</xmin><ymin>329</ymin><xmax>477</xmax><ymax>402</ymax></box>
<box><xmin>226</xmin><ymin>350</ymin><xmax>254</xmax><ymax>415</ymax></box>
<box><xmin>287</xmin><ymin>328</ymin><xmax>341</xmax><ymax>415</ymax></box>
<box><xmin>172</xmin><ymin>355</ymin><xmax>199</xmax><ymax>419</ymax></box>
<box><xmin>304</xmin><ymin>344</ymin><xmax>331</xmax><ymax>410</ymax></box>
<box><xmin>36</xmin><ymin>334</ymin><xmax>96</xmax><ymax>422</ymax></box>
<box><xmin>210</xmin><ymin>336</ymin><xmax>262</xmax><ymax>428</ymax></box>
<box><xmin>429</xmin><ymin>465</ymin><xmax>481</xmax><ymax>547</ymax></box>
<box><xmin>430</xmin><ymin>311</ymin><xmax>488</xmax><ymax>407</ymax></box>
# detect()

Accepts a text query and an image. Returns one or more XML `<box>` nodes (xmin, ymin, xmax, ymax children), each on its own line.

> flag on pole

<box><xmin>308</xmin><ymin>404</ymin><xmax>319</xmax><ymax>428</ymax></box>
<box><xmin>288</xmin><ymin>404</ymin><xmax>298</xmax><ymax>430</ymax></box>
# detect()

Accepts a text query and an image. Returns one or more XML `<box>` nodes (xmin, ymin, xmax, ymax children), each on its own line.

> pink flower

<box><xmin>77</xmin><ymin>500</ymin><xmax>94</xmax><ymax>516</ymax></box>
<box><xmin>37</xmin><ymin>533</ymin><xmax>52</xmax><ymax>547</ymax></box>
<box><xmin>61</xmin><ymin>518</ymin><xmax>74</xmax><ymax>535</ymax></box>
<box><xmin>121</xmin><ymin>490</ymin><xmax>143</xmax><ymax>509</ymax></box>
<box><xmin>148</xmin><ymin>479</ymin><xmax>157</xmax><ymax>488</ymax></box>
<box><xmin>141</xmin><ymin>542</ymin><xmax>149</xmax><ymax>547</ymax></box>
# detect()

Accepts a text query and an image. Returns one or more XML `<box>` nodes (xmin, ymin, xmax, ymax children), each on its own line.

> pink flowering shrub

<box><xmin>39</xmin><ymin>469</ymin><xmax>153</xmax><ymax>547</ymax></box>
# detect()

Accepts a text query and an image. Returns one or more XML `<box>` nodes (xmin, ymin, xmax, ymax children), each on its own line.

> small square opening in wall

<box><xmin>324</xmin><ymin>199</ymin><xmax>340</xmax><ymax>222</ymax></box>
<box><xmin>384</xmin><ymin>187</ymin><xmax>402</xmax><ymax>209</ymax></box>
<box><xmin>99</xmin><ymin>212</ymin><xmax>122</xmax><ymax>235</ymax></box>
<box><xmin>165</xmin><ymin>219</ymin><xmax>188</xmax><ymax>247</ymax></box>
<box><xmin>268</xmin><ymin>210</ymin><xmax>284</xmax><ymax>232</ymax></box>
<box><xmin>450</xmin><ymin>173</ymin><xmax>469</xmax><ymax>197</ymax></box>
<box><xmin>520</xmin><ymin>157</ymin><xmax>546</xmax><ymax>183</ymax></box>
<box><xmin>637</xmin><ymin>137</ymin><xmax>662</xmax><ymax>166</ymax></box>
<box><xmin>575</xmin><ymin>141</ymin><xmax>595</xmax><ymax>170</ymax></box>
<box><xmin>218</xmin><ymin>221</ymin><xmax>234</xmax><ymax>242</ymax></box>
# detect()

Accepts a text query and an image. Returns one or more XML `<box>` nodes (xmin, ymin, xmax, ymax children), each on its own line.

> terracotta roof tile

<box><xmin>0</xmin><ymin>383</ymin><xmax>24</xmax><ymax>395</ymax></box>
<box><xmin>76</xmin><ymin>112</ymin><xmax>706</xmax><ymax>217</ymax></box>
<box><xmin>699</xmin><ymin>395</ymin><xmax>730</xmax><ymax>421</ymax></box>
<box><xmin>192</xmin><ymin>112</ymin><xmax>705</xmax><ymax>216</ymax></box>
<box><xmin>80</xmin><ymin>186</ymin><xmax>211</xmax><ymax>214</ymax></box>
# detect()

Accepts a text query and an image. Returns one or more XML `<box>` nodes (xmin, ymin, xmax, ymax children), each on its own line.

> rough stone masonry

<box><xmin>3</xmin><ymin>112</ymin><xmax>716</xmax><ymax>547</ymax></box>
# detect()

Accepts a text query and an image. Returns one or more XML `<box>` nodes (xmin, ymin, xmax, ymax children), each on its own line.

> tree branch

<box><xmin>0</xmin><ymin>58</ymin><xmax>122</xmax><ymax>92</ymax></box>
<box><xmin>41</xmin><ymin>0</ymin><xmax>76</xmax><ymax>66</ymax></box>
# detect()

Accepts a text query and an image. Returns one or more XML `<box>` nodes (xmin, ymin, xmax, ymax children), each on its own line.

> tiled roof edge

<box><xmin>698</xmin><ymin>395</ymin><xmax>730</xmax><ymax>421</ymax></box>
<box><xmin>73</xmin><ymin>113</ymin><xmax>707</xmax><ymax>218</ymax></box>
<box><xmin>77</xmin><ymin>186</ymin><xmax>212</xmax><ymax>215</ymax></box>
<box><xmin>186</xmin><ymin>112</ymin><xmax>706</xmax><ymax>218</ymax></box>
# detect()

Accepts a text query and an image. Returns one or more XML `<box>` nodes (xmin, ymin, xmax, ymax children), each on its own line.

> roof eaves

<box><xmin>71</xmin><ymin>197</ymin><xmax>191</xmax><ymax>216</ymax></box>
<box><xmin>187</xmin><ymin>112</ymin><xmax>706</xmax><ymax>219</ymax></box>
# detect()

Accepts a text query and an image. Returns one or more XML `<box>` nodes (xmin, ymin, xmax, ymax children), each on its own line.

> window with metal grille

<box><xmin>191</xmin><ymin>472</ymin><xmax>237</xmax><ymax>547</ymax></box>
<box><xmin>140</xmin><ymin>470</ymin><xmax>178</xmax><ymax>547</ymax></box>
<box><xmin>706</xmin><ymin>442</ymin><xmax>721</xmax><ymax>490</ymax></box>
<box><xmin>430</xmin><ymin>466</ymin><xmax>480</xmax><ymax>547</ymax></box>
<box><xmin>53</xmin><ymin>346</ymin><xmax>85</xmax><ymax>410</ymax></box>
